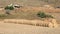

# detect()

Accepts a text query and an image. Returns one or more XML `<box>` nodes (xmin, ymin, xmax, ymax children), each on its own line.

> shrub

<box><xmin>37</xmin><ymin>11</ymin><xmax>54</xmax><ymax>18</ymax></box>
<box><xmin>4</xmin><ymin>5</ymin><xmax>14</xmax><ymax>15</ymax></box>
<box><xmin>37</xmin><ymin>11</ymin><xmax>46</xmax><ymax>18</ymax></box>
<box><xmin>5</xmin><ymin>6</ymin><xmax>14</xmax><ymax>10</ymax></box>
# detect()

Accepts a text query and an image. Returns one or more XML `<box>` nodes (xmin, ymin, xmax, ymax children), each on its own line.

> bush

<box><xmin>4</xmin><ymin>5</ymin><xmax>14</xmax><ymax>15</ymax></box>
<box><xmin>37</xmin><ymin>11</ymin><xmax>54</xmax><ymax>18</ymax></box>
<box><xmin>5</xmin><ymin>6</ymin><xmax>14</xmax><ymax>10</ymax></box>
<box><xmin>37</xmin><ymin>12</ymin><xmax>46</xmax><ymax>18</ymax></box>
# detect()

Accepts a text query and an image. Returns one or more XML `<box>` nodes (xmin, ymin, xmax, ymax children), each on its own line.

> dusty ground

<box><xmin>0</xmin><ymin>22</ymin><xmax>60</xmax><ymax>34</ymax></box>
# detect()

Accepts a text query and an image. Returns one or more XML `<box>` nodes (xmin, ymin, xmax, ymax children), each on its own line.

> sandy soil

<box><xmin>0</xmin><ymin>22</ymin><xmax>60</xmax><ymax>34</ymax></box>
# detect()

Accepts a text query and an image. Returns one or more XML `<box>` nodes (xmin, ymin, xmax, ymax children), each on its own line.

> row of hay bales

<box><xmin>3</xmin><ymin>18</ymin><xmax>58</xmax><ymax>28</ymax></box>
